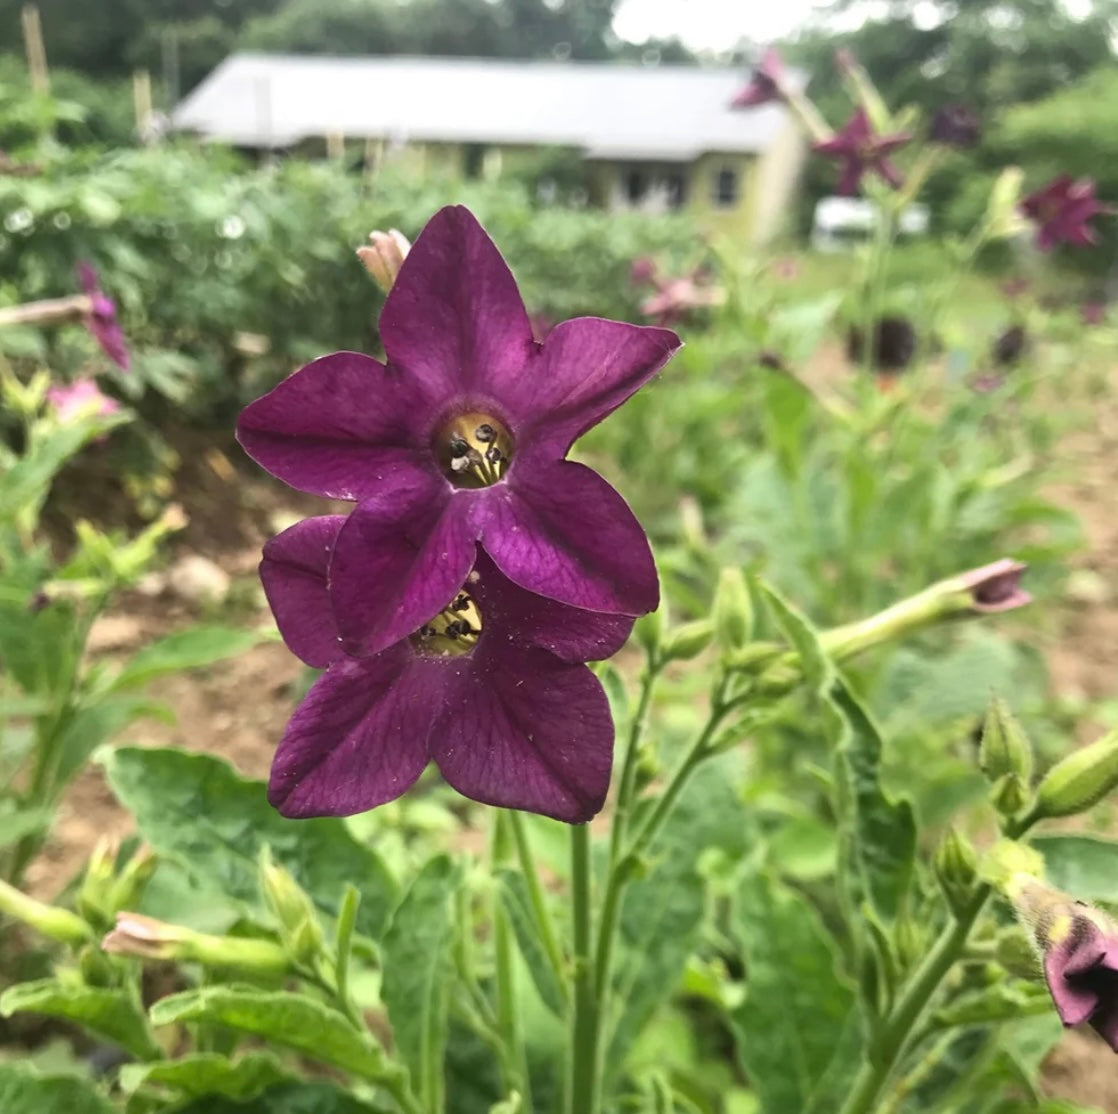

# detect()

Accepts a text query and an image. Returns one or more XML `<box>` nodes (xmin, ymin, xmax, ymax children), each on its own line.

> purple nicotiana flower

<box><xmin>959</xmin><ymin>558</ymin><xmax>1031</xmax><ymax>613</ymax></box>
<box><xmin>813</xmin><ymin>107</ymin><xmax>911</xmax><ymax>196</ymax></box>
<box><xmin>1020</xmin><ymin>176</ymin><xmax>1112</xmax><ymax>252</ymax></box>
<box><xmin>929</xmin><ymin>104</ymin><xmax>981</xmax><ymax>149</ymax></box>
<box><xmin>238</xmin><ymin>206</ymin><xmax>680</xmax><ymax>657</ymax></box>
<box><xmin>261</xmin><ymin>515</ymin><xmax>631</xmax><ymax>823</ymax></box>
<box><xmin>730</xmin><ymin>48</ymin><xmax>787</xmax><ymax>109</ymax></box>
<box><xmin>76</xmin><ymin>263</ymin><xmax>131</xmax><ymax>371</ymax></box>
<box><xmin>46</xmin><ymin>378</ymin><xmax>120</xmax><ymax>423</ymax></box>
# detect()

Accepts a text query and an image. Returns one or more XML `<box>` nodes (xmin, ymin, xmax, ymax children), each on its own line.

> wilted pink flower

<box><xmin>640</xmin><ymin>275</ymin><xmax>722</xmax><ymax>326</ymax></box>
<box><xmin>1020</xmin><ymin>176</ymin><xmax>1112</xmax><ymax>252</ymax></box>
<box><xmin>46</xmin><ymin>379</ymin><xmax>120</xmax><ymax>423</ymax></box>
<box><xmin>730</xmin><ymin>48</ymin><xmax>787</xmax><ymax>109</ymax></box>
<box><xmin>76</xmin><ymin>263</ymin><xmax>130</xmax><ymax>371</ymax></box>
<box><xmin>813</xmin><ymin>108</ymin><xmax>911</xmax><ymax>196</ymax></box>
<box><xmin>959</xmin><ymin>559</ymin><xmax>1031</xmax><ymax>613</ymax></box>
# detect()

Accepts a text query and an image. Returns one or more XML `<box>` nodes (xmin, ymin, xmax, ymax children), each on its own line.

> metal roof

<box><xmin>172</xmin><ymin>53</ymin><xmax>794</xmax><ymax>158</ymax></box>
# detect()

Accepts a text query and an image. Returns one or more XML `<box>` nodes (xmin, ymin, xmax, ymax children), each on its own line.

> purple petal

<box><xmin>874</xmin><ymin>157</ymin><xmax>905</xmax><ymax>190</ymax></box>
<box><xmin>76</xmin><ymin>261</ymin><xmax>99</xmax><ymax>297</ymax></box>
<box><xmin>475</xmin><ymin>461</ymin><xmax>658</xmax><ymax>616</ymax></box>
<box><xmin>1046</xmin><ymin>947</ymin><xmax>1103</xmax><ymax>1028</ymax></box>
<box><xmin>236</xmin><ymin>351</ymin><xmax>434</xmax><ymax>501</ymax></box>
<box><xmin>379</xmin><ymin>206</ymin><xmax>535</xmax><ymax>401</ymax></box>
<box><xmin>469</xmin><ymin>549</ymin><xmax>633</xmax><ymax>663</ymax></box>
<box><xmin>260</xmin><ymin>516</ymin><xmax>346</xmax><ymax>668</ymax></box>
<box><xmin>430</xmin><ymin>650</ymin><xmax>614</xmax><ymax>822</ymax></box>
<box><xmin>268</xmin><ymin>651</ymin><xmax>431</xmax><ymax>817</ymax></box>
<box><xmin>520</xmin><ymin>317</ymin><xmax>681</xmax><ymax>457</ymax></box>
<box><xmin>328</xmin><ymin>479</ymin><xmax>475</xmax><ymax>656</ymax></box>
<box><xmin>836</xmin><ymin>159</ymin><xmax>863</xmax><ymax>197</ymax></box>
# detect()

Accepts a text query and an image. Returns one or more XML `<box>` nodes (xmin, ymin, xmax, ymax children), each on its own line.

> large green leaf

<box><xmin>0</xmin><ymin>1066</ymin><xmax>115</xmax><ymax>1114</ymax></box>
<box><xmin>729</xmin><ymin>872</ymin><xmax>857</xmax><ymax>1114</ymax></box>
<box><xmin>1033</xmin><ymin>835</ymin><xmax>1118</xmax><ymax>901</ymax></box>
<box><xmin>119</xmin><ymin>1051</ymin><xmax>293</xmax><ymax>1101</ymax></box>
<box><xmin>832</xmin><ymin>682</ymin><xmax>916</xmax><ymax>921</ymax></box>
<box><xmin>100</xmin><ymin>747</ymin><xmax>398</xmax><ymax>938</ymax></box>
<box><xmin>109</xmin><ymin>627</ymin><xmax>262</xmax><ymax>691</ymax></box>
<box><xmin>174</xmin><ymin>1081</ymin><xmax>377</xmax><ymax>1114</ymax></box>
<box><xmin>381</xmin><ymin>853</ymin><xmax>462</xmax><ymax>1108</ymax></box>
<box><xmin>0</xmin><ymin>979</ymin><xmax>161</xmax><ymax>1060</ymax></box>
<box><xmin>150</xmin><ymin>987</ymin><xmax>390</xmax><ymax>1081</ymax></box>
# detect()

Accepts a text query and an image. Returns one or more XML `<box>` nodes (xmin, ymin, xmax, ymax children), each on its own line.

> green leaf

<box><xmin>758</xmin><ymin>580</ymin><xmax>834</xmax><ymax>697</ymax></box>
<box><xmin>381</xmin><ymin>854</ymin><xmax>462</xmax><ymax>1108</ymax></box>
<box><xmin>1032</xmin><ymin>835</ymin><xmax>1118</xmax><ymax>901</ymax></box>
<box><xmin>110</xmin><ymin>627</ymin><xmax>262</xmax><ymax>691</ymax></box>
<box><xmin>0</xmin><ymin>804</ymin><xmax>50</xmax><ymax>848</ymax></box>
<box><xmin>119</xmin><ymin>1051</ymin><xmax>293</xmax><ymax>1101</ymax></box>
<box><xmin>496</xmin><ymin>867</ymin><xmax>564</xmax><ymax>1017</ymax></box>
<box><xmin>53</xmin><ymin>696</ymin><xmax>171</xmax><ymax>790</ymax></box>
<box><xmin>728</xmin><ymin>872</ymin><xmax>856</xmax><ymax>1114</ymax></box>
<box><xmin>0</xmin><ymin>980</ymin><xmax>161</xmax><ymax>1060</ymax></box>
<box><xmin>173</xmin><ymin>1081</ymin><xmax>378</xmax><ymax>1114</ymax></box>
<box><xmin>0</xmin><ymin>1066</ymin><xmax>115</xmax><ymax>1114</ymax></box>
<box><xmin>150</xmin><ymin>987</ymin><xmax>390</xmax><ymax>1081</ymax></box>
<box><xmin>100</xmin><ymin>747</ymin><xmax>398</xmax><ymax>938</ymax></box>
<box><xmin>832</xmin><ymin>681</ymin><xmax>916</xmax><ymax>921</ymax></box>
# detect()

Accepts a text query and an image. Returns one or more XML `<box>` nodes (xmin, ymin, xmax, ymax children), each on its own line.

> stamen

<box><xmin>410</xmin><ymin>590</ymin><xmax>483</xmax><ymax>658</ymax></box>
<box><xmin>435</xmin><ymin>411</ymin><xmax>514</xmax><ymax>489</ymax></box>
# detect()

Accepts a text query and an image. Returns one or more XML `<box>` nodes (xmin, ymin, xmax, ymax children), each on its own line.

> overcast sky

<box><xmin>612</xmin><ymin>0</ymin><xmax>833</xmax><ymax>51</ymax></box>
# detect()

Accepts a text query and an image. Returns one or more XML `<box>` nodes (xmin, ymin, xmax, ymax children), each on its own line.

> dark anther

<box><xmin>451</xmin><ymin>594</ymin><xmax>470</xmax><ymax>611</ymax></box>
<box><xmin>458</xmin><ymin>620</ymin><xmax>474</xmax><ymax>635</ymax></box>
<box><xmin>485</xmin><ymin>446</ymin><xmax>503</xmax><ymax>464</ymax></box>
<box><xmin>448</xmin><ymin>437</ymin><xmax>470</xmax><ymax>458</ymax></box>
<box><xmin>475</xmin><ymin>423</ymin><xmax>496</xmax><ymax>443</ymax></box>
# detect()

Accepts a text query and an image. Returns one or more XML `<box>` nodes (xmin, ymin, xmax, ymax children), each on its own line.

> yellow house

<box><xmin>174</xmin><ymin>53</ymin><xmax>808</xmax><ymax>246</ymax></box>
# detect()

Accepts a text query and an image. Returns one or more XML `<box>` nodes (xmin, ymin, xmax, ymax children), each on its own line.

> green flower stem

<box><xmin>567</xmin><ymin>821</ymin><xmax>599</xmax><ymax>1114</ymax></box>
<box><xmin>607</xmin><ymin>661</ymin><xmax>659</xmax><ymax>870</ymax></box>
<box><xmin>509</xmin><ymin>810</ymin><xmax>568</xmax><ymax>1007</ymax></box>
<box><xmin>858</xmin><ymin>197</ymin><xmax>898</xmax><ymax>381</ymax></box>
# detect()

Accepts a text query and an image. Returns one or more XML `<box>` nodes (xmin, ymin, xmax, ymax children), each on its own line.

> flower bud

<box><xmin>1034</xmin><ymin>727</ymin><xmax>1118</xmax><ymax>821</ymax></box>
<box><xmin>934</xmin><ymin>827</ymin><xmax>979</xmax><ymax>915</ymax></box>
<box><xmin>633</xmin><ymin>604</ymin><xmax>666</xmax><ymax>658</ymax></box>
<box><xmin>0</xmin><ymin>878</ymin><xmax>92</xmax><ymax>947</ymax></box>
<box><xmin>259</xmin><ymin>848</ymin><xmax>324</xmax><ymax>965</ymax></box>
<box><xmin>661</xmin><ymin>618</ymin><xmax>714</xmax><ymax>662</ymax></box>
<box><xmin>356</xmin><ymin>229</ymin><xmax>410</xmax><ymax>293</ymax></box>
<box><xmin>990</xmin><ymin>772</ymin><xmax>1032</xmax><ymax>820</ymax></box>
<box><xmin>713</xmin><ymin>568</ymin><xmax>754</xmax><ymax>655</ymax></box>
<box><xmin>103</xmin><ymin>912</ymin><xmax>290</xmax><ymax>975</ymax></box>
<box><xmin>107</xmin><ymin>844</ymin><xmax>157</xmax><ymax>915</ymax></box>
<box><xmin>985</xmin><ymin>167</ymin><xmax>1028</xmax><ymax>241</ymax></box>
<box><xmin>78</xmin><ymin>836</ymin><xmax>120</xmax><ymax>925</ymax></box>
<box><xmin>981</xmin><ymin>839</ymin><xmax>1045</xmax><ymax>892</ymax></box>
<box><xmin>633</xmin><ymin>741</ymin><xmax>661</xmax><ymax>791</ymax></box>
<box><xmin>979</xmin><ymin>697</ymin><xmax>1033</xmax><ymax>785</ymax></box>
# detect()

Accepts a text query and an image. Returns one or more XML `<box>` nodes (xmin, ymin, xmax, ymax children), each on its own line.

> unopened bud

<box><xmin>78</xmin><ymin>836</ymin><xmax>120</xmax><ymax>925</ymax></box>
<box><xmin>107</xmin><ymin>844</ymin><xmax>157</xmax><ymax>915</ymax></box>
<box><xmin>986</xmin><ymin>167</ymin><xmax>1028</xmax><ymax>241</ymax></box>
<box><xmin>259</xmin><ymin>848</ymin><xmax>324</xmax><ymax>964</ymax></box>
<box><xmin>981</xmin><ymin>839</ymin><xmax>1045</xmax><ymax>892</ymax></box>
<box><xmin>0</xmin><ymin>878</ymin><xmax>92</xmax><ymax>947</ymax></box>
<box><xmin>356</xmin><ymin>229</ymin><xmax>410</xmax><ymax>293</ymax></box>
<box><xmin>934</xmin><ymin>827</ymin><xmax>979</xmax><ymax>914</ymax></box>
<box><xmin>1034</xmin><ymin>727</ymin><xmax>1118</xmax><ymax>821</ymax></box>
<box><xmin>979</xmin><ymin>697</ymin><xmax>1033</xmax><ymax>784</ymax></box>
<box><xmin>633</xmin><ymin>604</ymin><xmax>666</xmax><ymax>658</ymax></box>
<box><xmin>991</xmin><ymin>772</ymin><xmax>1032</xmax><ymax>819</ymax></box>
<box><xmin>633</xmin><ymin>741</ymin><xmax>661</xmax><ymax>791</ymax></box>
<box><xmin>713</xmin><ymin>568</ymin><xmax>754</xmax><ymax>655</ymax></box>
<box><xmin>661</xmin><ymin>618</ymin><xmax>714</xmax><ymax>662</ymax></box>
<box><xmin>103</xmin><ymin>912</ymin><xmax>289</xmax><ymax>975</ymax></box>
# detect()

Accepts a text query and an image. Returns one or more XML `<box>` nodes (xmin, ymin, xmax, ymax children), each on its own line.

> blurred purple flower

<box><xmin>1083</xmin><ymin>301</ymin><xmax>1107</xmax><ymax>326</ymax></box>
<box><xmin>1020</xmin><ymin>176</ymin><xmax>1112</xmax><ymax>252</ymax></box>
<box><xmin>929</xmin><ymin>104</ymin><xmax>981</xmax><ymax>149</ymax></box>
<box><xmin>76</xmin><ymin>263</ymin><xmax>130</xmax><ymax>371</ymax></box>
<box><xmin>960</xmin><ymin>559</ymin><xmax>1031</xmax><ymax>613</ymax></box>
<box><xmin>992</xmin><ymin>324</ymin><xmax>1028</xmax><ymax>367</ymax></box>
<box><xmin>730</xmin><ymin>48</ymin><xmax>787</xmax><ymax>109</ymax></box>
<box><xmin>261</xmin><ymin>517</ymin><xmax>631</xmax><ymax>823</ymax></box>
<box><xmin>813</xmin><ymin>108</ymin><xmax>911</xmax><ymax>196</ymax></box>
<box><xmin>46</xmin><ymin>378</ymin><xmax>120</xmax><ymax>423</ymax></box>
<box><xmin>639</xmin><ymin>274</ymin><xmax>722</xmax><ymax>326</ymax></box>
<box><xmin>629</xmin><ymin>255</ymin><xmax>658</xmax><ymax>287</ymax></box>
<box><xmin>1001</xmin><ymin>277</ymin><xmax>1031</xmax><ymax>301</ymax></box>
<box><xmin>238</xmin><ymin>206</ymin><xmax>679</xmax><ymax>657</ymax></box>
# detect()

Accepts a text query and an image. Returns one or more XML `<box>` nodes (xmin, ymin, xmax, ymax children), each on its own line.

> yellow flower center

<box><xmin>435</xmin><ymin>411</ymin><xmax>514</xmax><ymax>489</ymax></box>
<box><xmin>410</xmin><ymin>590</ymin><xmax>482</xmax><ymax>658</ymax></box>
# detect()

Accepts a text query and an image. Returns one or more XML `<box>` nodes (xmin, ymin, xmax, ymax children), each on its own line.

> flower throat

<box><xmin>411</xmin><ymin>591</ymin><xmax>482</xmax><ymax>657</ymax></box>
<box><xmin>436</xmin><ymin>411</ymin><xmax>513</xmax><ymax>489</ymax></box>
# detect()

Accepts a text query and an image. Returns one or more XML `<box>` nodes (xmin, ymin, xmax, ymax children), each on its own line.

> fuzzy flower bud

<box><xmin>934</xmin><ymin>827</ymin><xmax>979</xmax><ymax>914</ymax></box>
<box><xmin>356</xmin><ymin>229</ymin><xmax>410</xmax><ymax>293</ymax></box>
<box><xmin>979</xmin><ymin>697</ymin><xmax>1034</xmax><ymax>785</ymax></box>
<box><xmin>78</xmin><ymin>836</ymin><xmax>121</xmax><ymax>925</ymax></box>
<box><xmin>661</xmin><ymin>618</ymin><xmax>714</xmax><ymax>662</ymax></box>
<box><xmin>713</xmin><ymin>568</ymin><xmax>754</xmax><ymax>656</ymax></box>
<box><xmin>633</xmin><ymin>604</ymin><xmax>666</xmax><ymax>658</ymax></box>
<box><xmin>259</xmin><ymin>849</ymin><xmax>324</xmax><ymax>965</ymax></box>
<box><xmin>1033</xmin><ymin>727</ymin><xmax>1118</xmax><ymax>821</ymax></box>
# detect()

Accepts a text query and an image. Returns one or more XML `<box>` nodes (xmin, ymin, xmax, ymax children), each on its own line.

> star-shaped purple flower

<box><xmin>261</xmin><ymin>515</ymin><xmax>631</xmax><ymax>823</ymax></box>
<box><xmin>238</xmin><ymin>206</ymin><xmax>680</xmax><ymax>657</ymax></box>
<box><xmin>77</xmin><ymin>263</ymin><xmax>130</xmax><ymax>371</ymax></box>
<box><xmin>1020</xmin><ymin>176</ymin><xmax>1112</xmax><ymax>252</ymax></box>
<box><xmin>813</xmin><ymin>108</ymin><xmax>911</xmax><ymax>196</ymax></box>
<box><xmin>730</xmin><ymin>48</ymin><xmax>787</xmax><ymax>109</ymax></box>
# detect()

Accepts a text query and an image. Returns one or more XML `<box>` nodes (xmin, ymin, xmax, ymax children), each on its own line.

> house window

<box><xmin>664</xmin><ymin>172</ymin><xmax>686</xmax><ymax>210</ymax></box>
<box><xmin>712</xmin><ymin>165</ymin><xmax>739</xmax><ymax>208</ymax></box>
<box><xmin>624</xmin><ymin>168</ymin><xmax>648</xmax><ymax>204</ymax></box>
<box><xmin>463</xmin><ymin>144</ymin><xmax>487</xmax><ymax>179</ymax></box>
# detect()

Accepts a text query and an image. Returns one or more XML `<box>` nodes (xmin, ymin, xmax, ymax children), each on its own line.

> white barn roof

<box><xmin>172</xmin><ymin>53</ymin><xmax>794</xmax><ymax>159</ymax></box>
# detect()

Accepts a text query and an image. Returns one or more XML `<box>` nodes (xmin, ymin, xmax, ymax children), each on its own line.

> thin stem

<box><xmin>607</xmin><ymin>662</ymin><xmax>658</xmax><ymax>873</ymax></box>
<box><xmin>567</xmin><ymin>822</ymin><xmax>598</xmax><ymax>1114</ymax></box>
<box><xmin>508</xmin><ymin>810</ymin><xmax>568</xmax><ymax>1007</ymax></box>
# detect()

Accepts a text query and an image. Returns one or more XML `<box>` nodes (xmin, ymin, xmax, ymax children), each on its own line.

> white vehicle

<box><xmin>811</xmin><ymin>196</ymin><xmax>929</xmax><ymax>252</ymax></box>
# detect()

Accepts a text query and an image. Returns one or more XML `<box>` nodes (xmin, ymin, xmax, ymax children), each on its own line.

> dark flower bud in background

<box><xmin>76</xmin><ymin>263</ymin><xmax>131</xmax><ymax>372</ymax></box>
<box><xmin>992</xmin><ymin>323</ymin><xmax>1028</xmax><ymax>367</ymax></box>
<box><xmin>930</xmin><ymin>104</ymin><xmax>981</xmax><ymax>149</ymax></box>
<box><xmin>846</xmin><ymin>315</ymin><xmax>916</xmax><ymax>373</ymax></box>
<box><xmin>730</xmin><ymin>47</ymin><xmax>787</xmax><ymax>109</ymax></box>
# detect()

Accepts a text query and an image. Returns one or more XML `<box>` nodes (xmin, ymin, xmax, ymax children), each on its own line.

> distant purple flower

<box><xmin>929</xmin><ymin>104</ymin><xmax>981</xmax><ymax>149</ymax></box>
<box><xmin>1083</xmin><ymin>301</ymin><xmax>1107</xmax><ymax>326</ymax></box>
<box><xmin>261</xmin><ymin>516</ymin><xmax>631</xmax><ymax>822</ymax></box>
<box><xmin>629</xmin><ymin>256</ymin><xmax>658</xmax><ymax>287</ymax></box>
<box><xmin>730</xmin><ymin>48</ymin><xmax>787</xmax><ymax>109</ymax></box>
<box><xmin>1020</xmin><ymin>176</ymin><xmax>1112</xmax><ymax>252</ymax></box>
<box><xmin>813</xmin><ymin>108</ymin><xmax>911</xmax><ymax>196</ymax></box>
<box><xmin>1001</xmin><ymin>277</ymin><xmax>1031</xmax><ymax>301</ymax></box>
<box><xmin>960</xmin><ymin>559</ymin><xmax>1031</xmax><ymax>613</ymax></box>
<box><xmin>46</xmin><ymin>378</ymin><xmax>120</xmax><ymax>423</ymax></box>
<box><xmin>76</xmin><ymin>263</ymin><xmax>130</xmax><ymax>371</ymax></box>
<box><xmin>238</xmin><ymin>206</ymin><xmax>679</xmax><ymax>657</ymax></box>
<box><xmin>639</xmin><ymin>275</ymin><xmax>721</xmax><ymax>326</ymax></box>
